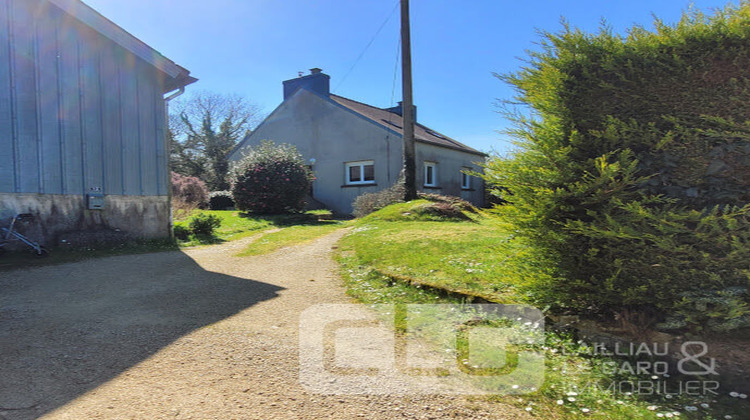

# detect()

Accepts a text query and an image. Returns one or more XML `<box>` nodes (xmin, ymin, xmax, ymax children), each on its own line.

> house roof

<box><xmin>329</xmin><ymin>94</ymin><xmax>486</xmax><ymax>156</ymax></box>
<box><xmin>48</xmin><ymin>0</ymin><xmax>197</xmax><ymax>93</ymax></box>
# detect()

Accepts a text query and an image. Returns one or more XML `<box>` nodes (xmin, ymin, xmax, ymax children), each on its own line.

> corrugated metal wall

<box><xmin>0</xmin><ymin>0</ymin><xmax>168</xmax><ymax>197</ymax></box>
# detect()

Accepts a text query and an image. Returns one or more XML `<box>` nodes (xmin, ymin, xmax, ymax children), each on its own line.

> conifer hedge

<box><xmin>487</xmin><ymin>4</ymin><xmax>750</xmax><ymax>331</ymax></box>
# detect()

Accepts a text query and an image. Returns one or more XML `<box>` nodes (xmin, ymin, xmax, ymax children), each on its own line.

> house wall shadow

<box><xmin>0</xmin><ymin>250</ymin><xmax>284</xmax><ymax>419</ymax></box>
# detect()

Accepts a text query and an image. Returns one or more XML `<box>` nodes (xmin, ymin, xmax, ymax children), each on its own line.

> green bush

<box><xmin>173</xmin><ymin>222</ymin><xmax>190</xmax><ymax>240</ymax></box>
<box><xmin>352</xmin><ymin>179</ymin><xmax>405</xmax><ymax>218</ymax></box>
<box><xmin>230</xmin><ymin>141</ymin><xmax>313</xmax><ymax>214</ymax></box>
<box><xmin>659</xmin><ymin>287</ymin><xmax>750</xmax><ymax>332</ymax></box>
<box><xmin>209</xmin><ymin>191</ymin><xmax>234</xmax><ymax>210</ymax></box>
<box><xmin>188</xmin><ymin>213</ymin><xmax>221</xmax><ymax>236</ymax></box>
<box><xmin>484</xmin><ymin>4</ymin><xmax>750</xmax><ymax>331</ymax></box>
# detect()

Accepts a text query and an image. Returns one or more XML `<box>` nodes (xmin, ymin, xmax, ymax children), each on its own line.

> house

<box><xmin>228</xmin><ymin>69</ymin><xmax>486</xmax><ymax>214</ymax></box>
<box><xmin>0</xmin><ymin>0</ymin><xmax>196</xmax><ymax>247</ymax></box>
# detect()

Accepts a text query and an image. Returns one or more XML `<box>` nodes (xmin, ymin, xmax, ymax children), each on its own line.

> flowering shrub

<box><xmin>230</xmin><ymin>141</ymin><xmax>313</xmax><ymax>214</ymax></box>
<box><xmin>171</xmin><ymin>172</ymin><xmax>209</xmax><ymax>208</ymax></box>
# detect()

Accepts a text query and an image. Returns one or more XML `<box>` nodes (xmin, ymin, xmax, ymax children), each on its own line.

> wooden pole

<box><xmin>401</xmin><ymin>0</ymin><xmax>417</xmax><ymax>201</ymax></box>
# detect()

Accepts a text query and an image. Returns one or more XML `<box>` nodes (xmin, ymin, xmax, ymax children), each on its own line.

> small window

<box><xmin>425</xmin><ymin>129</ymin><xmax>447</xmax><ymax>140</ymax></box>
<box><xmin>345</xmin><ymin>160</ymin><xmax>375</xmax><ymax>185</ymax></box>
<box><xmin>424</xmin><ymin>162</ymin><xmax>438</xmax><ymax>187</ymax></box>
<box><xmin>461</xmin><ymin>169</ymin><xmax>472</xmax><ymax>189</ymax></box>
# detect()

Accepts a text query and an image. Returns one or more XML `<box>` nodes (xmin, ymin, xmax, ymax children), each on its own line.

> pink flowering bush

<box><xmin>230</xmin><ymin>140</ymin><xmax>313</xmax><ymax>214</ymax></box>
<box><xmin>171</xmin><ymin>172</ymin><xmax>209</xmax><ymax>208</ymax></box>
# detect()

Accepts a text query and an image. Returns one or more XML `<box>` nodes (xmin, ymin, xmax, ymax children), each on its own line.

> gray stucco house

<box><xmin>0</xmin><ymin>0</ymin><xmax>196</xmax><ymax>247</ymax></box>
<box><xmin>229</xmin><ymin>69</ymin><xmax>486</xmax><ymax>214</ymax></box>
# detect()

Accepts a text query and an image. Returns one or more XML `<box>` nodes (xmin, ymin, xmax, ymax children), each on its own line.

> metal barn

<box><xmin>0</xmin><ymin>0</ymin><xmax>196</xmax><ymax>247</ymax></box>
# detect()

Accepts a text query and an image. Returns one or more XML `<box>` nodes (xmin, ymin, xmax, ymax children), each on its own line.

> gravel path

<box><xmin>0</xmin><ymin>230</ymin><xmax>529</xmax><ymax>420</ymax></box>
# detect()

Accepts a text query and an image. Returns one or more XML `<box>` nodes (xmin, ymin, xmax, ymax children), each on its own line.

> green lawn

<box><xmin>338</xmin><ymin>200</ymin><xmax>531</xmax><ymax>303</ymax></box>
<box><xmin>174</xmin><ymin>210</ymin><xmax>274</xmax><ymax>246</ymax></box>
<box><xmin>239</xmin><ymin>220</ymin><xmax>351</xmax><ymax>256</ymax></box>
<box><xmin>176</xmin><ymin>209</ymin><xmax>350</xmax><ymax>255</ymax></box>
<box><xmin>336</xmin><ymin>200</ymin><xmax>743</xmax><ymax>419</ymax></box>
<box><xmin>174</xmin><ymin>209</ymin><xmax>337</xmax><ymax>247</ymax></box>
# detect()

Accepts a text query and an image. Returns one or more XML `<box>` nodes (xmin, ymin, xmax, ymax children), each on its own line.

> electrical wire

<box><xmin>389</xmin><ymin>39</ymin><xmax>400</xmax><ymax>110</ymax></box>
<box><xmin>333</xmin><ymin>0</ymin><xmax>400</xmax><ymax>93</ymax></box>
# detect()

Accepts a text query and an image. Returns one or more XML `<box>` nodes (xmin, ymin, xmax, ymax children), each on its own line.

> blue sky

<box><xmin>84</xmin><ymin>0</ymin><xmax>735</xmax><ymax>155</ymax></box>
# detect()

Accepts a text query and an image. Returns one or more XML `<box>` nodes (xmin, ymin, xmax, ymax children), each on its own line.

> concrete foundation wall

<box><xmin>0</xmin><ymin>193</ymin><xmax>170</xmax><ymax>248</ymax></box>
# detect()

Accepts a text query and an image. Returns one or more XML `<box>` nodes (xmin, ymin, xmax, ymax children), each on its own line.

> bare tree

<box><xmin>169</xmin><ymin>91</ymin><xmax>263</xmax><ymax>191</ymax></box>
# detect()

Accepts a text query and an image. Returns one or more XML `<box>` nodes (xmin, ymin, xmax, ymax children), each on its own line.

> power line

<box><xmin>390</xmin><ymin>39</ymin><xmax>400</xmax><ymax>108</ymax></box>
<box><xmin>333</xmin><ymin>0</ymin><xmax>399</xmax><ymax>93</ymax></box>
<box><xmin>384</xmin><ymin>37</ymin><xmax>401</xmax><ymax>185</ymax></box>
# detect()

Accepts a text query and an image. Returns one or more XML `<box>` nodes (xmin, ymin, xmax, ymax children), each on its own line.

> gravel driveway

<box><xmin>0</xmin><ymin>230</ymin><xmax>528</xmax><ymax>419</ymax></box>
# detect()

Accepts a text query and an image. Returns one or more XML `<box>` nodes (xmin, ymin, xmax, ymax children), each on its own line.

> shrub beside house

<box><xmin>230</xmin><ymin>141</ymin><xmax>313</xmax><ymax>214</ymax></box>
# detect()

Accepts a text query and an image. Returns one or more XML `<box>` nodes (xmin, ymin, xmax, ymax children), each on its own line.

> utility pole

<box><xmin>400</xmin><ymin>0</ymin><xmax>417</xmax><ymax>201</ymax></box>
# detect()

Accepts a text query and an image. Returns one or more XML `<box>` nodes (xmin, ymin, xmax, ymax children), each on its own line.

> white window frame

<box><xmin>423</xmin><ymin>161</ymin><xmax>438</xmax><ymax>187</ymax></box>
<box><xmin>345</xmin><ymin>160</ymin><xmax>375</xmax><ymax>185</ymax></box>
<box><xmin>461</xmin><ymin>168</ymin><xmax>472</xmax><ymax>190</ymax></box>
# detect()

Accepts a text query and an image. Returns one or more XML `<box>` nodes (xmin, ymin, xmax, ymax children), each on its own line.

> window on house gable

<box><xmin>345</xmin><ymin>160</ymin><xmax>375</xmax><ymax>185</ymax></box>
<box><xmin>461</xmin><ymin>168</ymin><xmax>472</xmax><ymax>190</ymax></box>
<box><xmin>424</xmin><ymin>162</ymin><xmax>438</xmax><ymax>187</ymax></box>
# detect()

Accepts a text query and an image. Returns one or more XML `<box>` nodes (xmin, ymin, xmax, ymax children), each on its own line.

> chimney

<box><xmin>283</xmin><ymin>68</ymin><xmax>330</xmax><ymax>100</ymax></box>
<box><xmin>386</xmin><ymin>101</ymin><xmax>417</xmax><ymax>122</ymax></box>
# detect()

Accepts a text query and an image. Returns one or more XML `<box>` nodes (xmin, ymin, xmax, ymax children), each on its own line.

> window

<box><xmin>425</xmin><ymin>129</ymin><xmax>447</xmax><ymax>140</ymax></box>
<box><xmin>461</xmin><ymin>168</ymin><xmax>472</xmax><ymax>189</ymax></box>
<box><xmin>424</xmin><ymin>162</ymin><xmax>438</xmax><ymax>187</ymax></box>
<box><xmin>345</xmin><ymin>160</ymin><xmax>375</xmax><ymax>185</ymax></box>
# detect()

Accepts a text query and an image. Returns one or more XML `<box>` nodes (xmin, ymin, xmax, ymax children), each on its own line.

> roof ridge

<box><xmin>329</xmin><ymin>93</ymin><xmax>397</xmax><ymax>113</ymax></box>
<box><xmin>328</xmin><ymin>93</ymin><xmax>484</xmax><ymax>156</ymax></box>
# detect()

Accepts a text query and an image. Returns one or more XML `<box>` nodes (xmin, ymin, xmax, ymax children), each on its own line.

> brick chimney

<box><xmin>283</xmin><ymin>68</ymin><xmax>330</xmax><ymax>100</ymax></box>
<box><xmin>386</xmin><ymin>101</ymin><xmax>417</xmax><ymax>122</ymax></box>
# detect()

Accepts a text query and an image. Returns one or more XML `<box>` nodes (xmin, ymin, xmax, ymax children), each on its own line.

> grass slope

<box><xmin>341</xmin><ymin>200</ymin><xmax>530</xmax><ymax>303</ymax></box>
<box><xmin>336</xmin><ymin>201</ymin><xmax>744</xmax><ymax>419</ymax></box>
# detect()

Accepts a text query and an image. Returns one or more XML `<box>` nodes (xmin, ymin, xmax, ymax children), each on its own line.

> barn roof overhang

<box><xmin>48</xmin><ymin>0</ymin><xmax>197</xmax><ymax>93</ymax></box>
